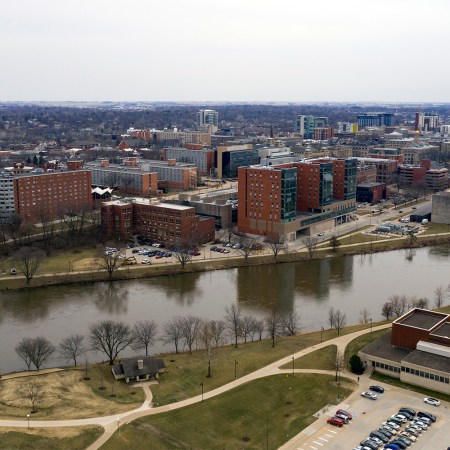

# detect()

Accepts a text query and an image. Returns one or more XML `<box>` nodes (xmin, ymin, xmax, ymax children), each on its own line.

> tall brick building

<box><xmin>0</xmin><ymin>162</ymin><xmax>92</xmax><ymax>224</ymax></box>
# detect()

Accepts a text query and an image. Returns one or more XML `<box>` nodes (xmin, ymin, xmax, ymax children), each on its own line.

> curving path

<box><xmin>0</xmin><ymin>323</ymin><xmax>391</xmax><ymax>449</ymax></box>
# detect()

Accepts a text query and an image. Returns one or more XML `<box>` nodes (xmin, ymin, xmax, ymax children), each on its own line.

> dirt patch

<box><xmin>0</xmin><ymin>370</ymin><xmax>142</xmax><ymax>420</ymax></box>
<box><xmin>73</xmin><ymin>258</ymin><xmax>97</xmax><ymax>271</ymax></box>
<box><xmin>0</xmin><ymin>426</ymin><xmax>101</xmax><ymax>439</ymax></box>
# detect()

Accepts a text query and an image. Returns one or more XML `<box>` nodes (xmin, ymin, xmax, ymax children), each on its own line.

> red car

<box><xmin>327</xmin><ymin>416</ymin><xmax>344</xmax><ymax>427</ymax></box>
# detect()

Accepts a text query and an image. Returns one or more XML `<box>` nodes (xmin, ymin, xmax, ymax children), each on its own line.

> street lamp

<box><xmin>234</xmin><ymin>359</ymin><xmax>238</xmax><ymax>379</ymax></box>
<box><xmin>27</xmin><ymin>414</ymin><xmax>30</xmax><ymax>429</ymax></box>
<box><xmin>200</xmin><ymin>382</ymin><xmax>204</xmax><ymax>402</ymax></box>
<box><xmin>370</xmin><ymin>318</ymin><xmax>373</xmax><ymax>333</ymax></box>
<box><xmin>321</xmin><ymin>326</ymin><xmax>324</xmax><ymax>343</ymax></box>
<box><xmin>291</xmin><ymin>356</ymin><xmax>295</xmax><ymax>375</ymax></box>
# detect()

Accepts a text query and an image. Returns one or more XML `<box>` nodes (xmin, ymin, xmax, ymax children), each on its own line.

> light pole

<box><xmin>117</xmin><ymin>418</ymin><xmax>120</xmax><ymax>434</ymax></box>
<box><xmin>321</xmin><ymin>326</ymin><xmax>324</xmax><ymax>343</ymax></box>
<box><xmin>370</xmin><ymin>318</ymin><xmax>373</xmax><ymax>333</ymax></box>
<box><xmin>200</xmin><ymin>382</ymin><xmax>204</xmax><ymax>402</ymax></box>
<box><xmin>291</xmin><ymin>356</ymin><xmax>294</xmax><ymax>375</ymax></box>
<box><xmin>27</xmin><ymin>414</ymin><xmax>30</xmax><ymax>429</ymax></box>
<box><xmin>234</xmin><ymin>359</ymin><xmax>238</xmax><ymax>379</ymax></box>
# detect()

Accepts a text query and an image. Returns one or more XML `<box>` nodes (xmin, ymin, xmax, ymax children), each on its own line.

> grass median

<box><xmin>102</xmin><ymin>374</ymin><xmax>354</xmax><ymax>450</ymax></box>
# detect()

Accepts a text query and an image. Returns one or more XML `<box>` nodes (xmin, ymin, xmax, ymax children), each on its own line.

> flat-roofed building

<box><xmin>163</xmin><ymin>147</ymin><xmax>214</xmax><ymax>176</ymax></box>
<box><xmin>101</xmin><ymin>198</ymin><xmax>215</xmax><ymax>244</ymax></box>
<box><xmin>216</xmin><ymin>144</ymin><xmax>259</xmax><ymax>178</ymax></box>
<box><xmin>432</xmin><ymin>190</ymin><xmax>450</xmax><ymax>224</ymax></box>
<box><xmin>360</xmin><ymin>308</ymin><xmax>450</xmax><ymax>395</ymax></box>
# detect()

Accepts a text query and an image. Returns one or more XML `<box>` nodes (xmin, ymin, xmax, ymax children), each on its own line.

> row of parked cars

<box><xmin>327</xmin><ymin>408</ymin><xmax>353</xmax><ymax>427</ymax></box>
<box><xmin>356</xmin><ymin>406</ymin><xmax>437</xmax><ymax>450</ymax></box>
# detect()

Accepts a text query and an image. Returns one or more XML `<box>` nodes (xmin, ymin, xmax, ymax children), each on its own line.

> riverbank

<box><xmin>1</xmin><ymin>232</ymin><xmax>449</xmax><ymax>291</ymax></box>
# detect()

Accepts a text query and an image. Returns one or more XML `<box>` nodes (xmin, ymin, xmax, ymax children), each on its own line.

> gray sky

<box><xmin>1</xmin><ymin>0</ymin><xmax>449</xmax><ymax>102</ymax></box>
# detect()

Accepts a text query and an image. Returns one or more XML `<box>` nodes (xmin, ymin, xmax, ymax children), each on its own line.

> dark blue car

<box><xmin>370</xmin><ymin>385</ymin><xmax>385</xmax><ymax>393</ymax></box>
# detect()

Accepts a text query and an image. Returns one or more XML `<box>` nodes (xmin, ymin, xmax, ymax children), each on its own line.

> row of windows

<box><xmin>401</xmin><ymin>366</ymin><xmax>450</xmax><ymax>384</ymax></box>
<box><xmin>374</xmin><ymin>362</ymin><xmax>401</xmax><ymax>373</ymax></box>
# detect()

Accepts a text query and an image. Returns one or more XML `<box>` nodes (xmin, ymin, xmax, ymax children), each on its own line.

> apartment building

<box><xmin>398</xmin><ymin>160</ymin><xmax>448</xmax><ymax>192</ymax></box>
<box><xmin>0</xmin><ymin>163</ymin><xmax>92</xmax><ymax>224</ymax></box>
<box><xmin>415</xmin><ymin>112</ymin><xmax>440</xmax><ymax>132</ymax></box>
<box><xmin>314</xmin><ymin>127</ymin><xmax>334</xmax><ymax>140</ymax></box>
<box><xmin>141</xmin><ymin>160</ymin><xmax>197</xmax><ymax>191</ymax></box>
<box><xmin>101</xmin><ymin>199</ymin><xmax>215</xmax><ymax>244</ymax></box>
<box><xmin>357</xmin><ymin>113</ymin><xmax>394</xmax><ymax>128</ymax></box>
<box><xmin>162</xmin><ymin>147</ymin><xmax>214</xmax><ymax>176</ymax></box>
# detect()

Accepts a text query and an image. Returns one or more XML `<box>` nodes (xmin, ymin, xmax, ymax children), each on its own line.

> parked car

<box><xmin>361</xmin><ymin>391</ymin><xmax>378</xmax><ymax>400</ymax></box>
<box><xmin>318</xmin><ymin>232</ymin><xmax>325</xmax><ymax>237</ymax></box>
<box><xmin>327</xmin><ymin>416</ymin><xmax>344</xmax><ymax>427</ymax></box>
<box><xmin>400</xmin><ymin>432</ymin><xmax>416</xmax><ymax>442</ymax></box>
<box><xmin>404</xmin><ymin>427</ymin><xmax>420</xmax><ymax>436</ymax></box>
<box><xmin>334</xmin><ymin>413</ymin><xmax>349</xmax><ymax>423</ymax></box>
<box><xmin>411</xmin><ymin>420</ymin><xmax>428</xmax><ymax>430</ymax></box>
<box><xmin>370</xmin><ymin>385</ymin><xmax>385</xmax><ymax>393</ymax></box>
<box><xmin>360</xmin><ymin>440</ymin><xmax>378</xmax><ymax>450</ymax></box>
<box><xmin>384</xmin><ymin>444</ymin><xmax>400</xmax><ymax>450</ymax></box>
<box><xmin>417</xmin><ymin>411</ymin><xmax>436</xmax><ymax>422</ymax></box>
<box><xmin>390</xmin><ymin>441</ymin><xmax>407</xmax><ymax>450</ymax></box>
<box><xmin>398</xmin><ymin>407</ymin><xmax>416</xmax><ymax>417</ymax></box>
<box><xmin>380</xmin><ymin>425</ymin><xmax>397</xmax><ymax>435</ymax></box>
<box><xmin>336</xmin><ymin>409</ymin><xmax>352</xmax><ymax>420</ymax></box>
<box><xmin>396</xmin><ymin>435</ymin><xmax>412</xmax><ymax>446</ymax></box>
<box><xmin>370</xmin><ymin>431</ymin><xmax>388</xmax><ymax>443</ymax></box>
<box><xmin>141</xmin><ymin>259</ymin><xmax>151</xmax><ymax>265</ymax></box>
<box><xmin>397</xmin><ymin>410</ymin><xmax>414</xmax><ymax>420</ymax></box>
<box><xmin>382</xmin><ymin>421</ymin><xmax>400</xmax><ymax>430</ymax></box>
<box><xmin>423</xmin><ymin>397</ymin><xmax>440</xmax><ymax>406</ymax></box>
<box><xmin>391</xmin><ymin>414</ymin><xmax>407</xmax><ymax>423</ymax></box>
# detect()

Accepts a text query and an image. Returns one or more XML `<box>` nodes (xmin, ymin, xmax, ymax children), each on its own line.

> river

<box><xmin>0</xmin><ymin>246</ymin><xmax>449</xmax><ymax>374</ymax></box>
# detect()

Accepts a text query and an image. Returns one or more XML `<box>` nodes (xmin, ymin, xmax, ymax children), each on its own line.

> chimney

<box><xmin>137</xmin><ymin>359</ymin><xmax>144</xmax><ymax>370</ymax></box>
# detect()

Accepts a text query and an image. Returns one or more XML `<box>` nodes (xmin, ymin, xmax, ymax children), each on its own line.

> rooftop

<box><xmin>395</xmin><ymin>309</ymin><xmax>447</xmax><ymax>330</ymax></box>
<box><xmin>431</xmin><ymin>322</ymin><xmax>450</xmax><ymax>339</ymax></box>
<box><xmin>360</xmin><ymin>331</ymin><xmax>413</xmax><ymax>363</ymax></box>
<box><xmin>402</xmin><ymin>350</ymin><xmax>450</xmax><ymax>373</ymax></box>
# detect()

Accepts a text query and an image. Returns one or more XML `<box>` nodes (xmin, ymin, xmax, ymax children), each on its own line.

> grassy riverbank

<box><xmin>0</xmin><ymin>232</ymin><xmax>449</xmax><ymax>291</ymax></box>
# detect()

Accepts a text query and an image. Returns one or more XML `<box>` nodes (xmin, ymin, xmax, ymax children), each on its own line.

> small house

<box><xmin>112</xmin><ymin>356</ymin><xmax>165</xmax><ymax>383</ymax></box>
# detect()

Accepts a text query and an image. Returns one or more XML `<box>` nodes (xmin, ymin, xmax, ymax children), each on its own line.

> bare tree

<box><xmin>330</xmin><ymin>235</ymin><xmax>341</xmax><ymax>252</ymax></box>
<box><xmin>252</xmin><ymin>319</ymin><xmax>265</xmax><ymax>341</ymax></box>
<box><xmin>333</xmin><ymin>310</ymin><xmax>347</xmax><ymax>336</ymax></box>
<box><xmin>13</xmin><ymin>247</ymin><xmax>45</xmax><ymax>284</ymax></box>
<box><xmin>235</xmin><ymin>235</ymin><xmax>259</xmax><ymax>261</ymax></box>
<box><xmin>389</xmin><ymin>295</ymin><xmax>408</xmax><ymax>318</ymax></box>
<box><xmin>239</xmin><ymin>315</ymin><xmax>254</xmax><ymax>343</ymax></box>
<box><xmin>161</xmin><ymin>317</ymin><xmax>184</xmax><ymax>353</ymax></box>
<box><xmin>265</xmin><ymin>236</ymin><xmax>287</xmax><ymax>259</ymax></box>
<box><xmin>172</xmin><ymin>239</ymin><xmax>195</xmax><ymax>269</ymax></box>
<box><xmin>305</xmin><ymin>236</ymin><xmax>318</xmax><ymax>259</ymax></box>
<box><xmin>282</xmin><ymin>310</ymin><xmax>299</xmax><ymax>336</ymax></box>
<box><xmin>381</xmin><ymin>301</ymin><xmax>394</xmax><ymax>320</ymax></box>
<box><xmin>58</xmin><ymin>334</ymin><xmax>85</xmax><ymax>366</ymax></box>
<box><xmin>198</xmin><ymin>321</ymin><xmax>215</xmax><ymax>377</ymax></box>
<box><xmin>265</xmin><ymin>310</ymin><xmax>282</xmax><ymax>347</ymax></box>
<box><xmin>15</xmin><ymin>336</ymin><xmax>55</xmax><ymax>371</ymax></box>
<box><xmin>224</xmin><ymin>304</ymin><xmax>242</xmax><ymax>348</ymax></box>
<box><xmin>97</xmin><ymin>252</ymin><xmax>122</xmax><ymax>279</ymax></box>
<box><xmin>131</xmin><ymin>320</ymin><xmax>158</xmax><ymax>356</ymax></box>
<box><xmin>209</xmin><ymin>320</ymin><xmax>226</xmax><ymax>348</ymax></box>
<box><xmin>89</xmin><ymin>320</ymin><xmax>134</xmax><ymax>365</ymax></box>
<box><xmin>329</xmin><ymin>349</ymin><xmax>345</xmax><ymax>382</ymax></box>
<box><xmin>23</xmin><ymin>381</ymin><xmax>45</xmax><ymax>413</ymax></box>
<box><xmin>359</xmin><ymin>308</ymin><xmax>371</xmax><ymax>324</ymax></box>
<box><xmin>181</xmin><ymin>316</ymin><xmax>202</xmax><ymax>355</ymax></box>
<box><xmin>328</xmin><ymin>307</ymin><xmax>335</xmax><ymax>330</ymax></box>
<box><xmin>409</xmin><ymin>296</ymin><xmax>429</xmax><ymax>310</ymax></box>
<box><xmin>435</xmin><ymin>285</ymin><xmax>446</xmax><ymax>308</ymax></box>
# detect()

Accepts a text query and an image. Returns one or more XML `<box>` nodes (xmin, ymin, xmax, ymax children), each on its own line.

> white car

<box><xmin>141</xmin><ymin>259</ymin><xmax>151</xmax><ymax>265</ymax></box>
<box><xmin>361</xmin><ymin>391</ymin><xmax>377</xmax><ymax>400</ymax></box>
<box><xmin>400</xmin><ymin>432</ymin><xmax>416</xmax><ymax>442</ymax></box>
<box><xmin>318</xmin><ymin>232</ymin><xmax>325</xmax><ymax>237</ymax></box>
<box><xmin>424</xmin><ymin>397</ymin><xmax>440</xmax><ymax>406</ymax></box>
<box><xmin>382</xmin><ymin>421</ymin><xmax>400</xmax><ymax>430</ymax></box>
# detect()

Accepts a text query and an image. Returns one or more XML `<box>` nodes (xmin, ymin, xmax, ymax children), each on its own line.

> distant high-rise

<box><xmin>295</xmin><ymin>115</ymin><xmax>326</xmax><ymax>139</ymax></box>
<box><xmin>197</xmin><ymin>109</ymin><xmax>219</xmax><ymax>131</ymax></box>
<box><xmin>357</xmin><ymin>113</ymin><xmax>393</xmax><ymax>128</ymax></box>
<box><xmin>415</xmin><ymin>112</ymin><xmax>439</xmax><ymax>132</ymax></box>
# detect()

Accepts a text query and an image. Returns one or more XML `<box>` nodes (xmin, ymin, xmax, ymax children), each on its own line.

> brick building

<box><xmin>0</xmin><ymin>163</ymin><xmax>92</xmax><ymax>224</ymax></box>
<box><xmin>162</xmin><ymin>147</ymin><xmax>214</xmax><ymax>176</ymax></box>
<box><xmin>398</xmin><ymin>160</ymin><xmax>449</xmax><ymax>192</ymax></box>
<box><xmin>101</xmin><ymin>199</ymin><xmax>215</xmax><ymax>244</ymax></box>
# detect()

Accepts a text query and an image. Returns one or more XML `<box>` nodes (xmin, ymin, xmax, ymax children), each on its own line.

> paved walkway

<box><xmin>0</xmin><ymin>323</ymin><xmax>390</xmax><ymax>449</ymax></box>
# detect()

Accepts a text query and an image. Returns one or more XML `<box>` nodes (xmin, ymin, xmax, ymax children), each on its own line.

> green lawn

<box><xmin>101</xmin><ymin>374</ymin><xmax>354</xmax><ymax>450</ymax></box>
<box><xmin>337</xmin><ymin>232</ymin><xmax>391</xmax><ymax>246</ymax></box>
<box><xmin>151</xmin><ymin>322</ymin><xmax>381</xmax><ymax>406</ymax></box>
<box><xmin>421</xmin><ymin>223</ymin><xmax>450</xmax><ymax>235</ymax></box>
<box><xmin>280</xmin><ymin>345</ymin><xmax>337</xmax><ymax>371</ymax></box>
<box><xmin>371</xmin><ymin>372</ymin><xmax>450</xmax><ymax>403</ymax></box>
<box><xmin>0</xmin><ymin>426</ymin><xmax>103</xmax><ymax>450</ymax></box>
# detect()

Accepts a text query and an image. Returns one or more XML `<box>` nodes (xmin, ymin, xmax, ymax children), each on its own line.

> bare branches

<box><xmin>265</xmin><ymin>310</ymin><xmax>282</xmax><ymax>347</ymax></box>
<box><xmin>328</xmin><ymin>308</ymin><xmax>346</xmax><ymax>335</ymax></box>
<box><xmin>265</xmin><ymin>236</ymin><xmax>287</xmax><ymax>259</ymax></box>
<box><xmin>58</xmin><ymin>334</ymin><xmax>85</xmax><ymax>366</ymax></box>
<box><xmin>304</xmin><ymin>236</ymin><xmax>318</xmax><ymax>259</ymax></box>
<box><xmin>15</xmin><ymin>336</ymin><xmax>55</xmax><ymax>371</ymax></box>
<box><xmin>89</xmin><ymin>320</ymin><xmax>134</xmax><ymax>365</ymax></box>
<box><xmin>13</xmin><ymin>247</ymin><xmax>45</xmax><ymax>283</ymax></box>
<box><xmin>96</xmin><ymin>253</ymin><xmax>122</xmax><ymax>279</ymax></box>
<box><xmin>435</xmin><ymin>285</ymin><xmax>447</xmax><ymax>308</ymax></box>
<box><xmin>181</xmin><ymin>316</ymin><xmax>202</xmax><ymax>355</ymax></box>
<box><xmin>23</xmin><ymin>380</ymin><xmax>45</xmax><ymax>413</ymax></box>
<box><xmin>224</xmin><ymin>304</ymin><xmax>242</xmax><ymax>348</ymax></box>
<box><xmin>161</xmin><ymin>317</ymin><xmax>184</xmax><ymax>354</ymax></box>
<box><xmin>131</xmin><ymin>320</ymin><xmax>158</xmax><ymax>356</ymax></box>
<box><xmin>281</xmin><ymin>310</ymin><xmax>299</xmax><ymax>336</ymax></box>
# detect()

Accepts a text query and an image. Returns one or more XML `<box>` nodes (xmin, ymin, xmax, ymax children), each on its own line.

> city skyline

<box><xmin>1</xmin><ymin>0</ymin><xmax>449</xmax><ymax>102</ymax></box>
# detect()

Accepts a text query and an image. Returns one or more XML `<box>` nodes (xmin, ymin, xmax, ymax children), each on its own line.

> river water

<box><xmin>0</xmin><ymin>246</ymin><xmax>449</xmax><ymax>374</ymax></box>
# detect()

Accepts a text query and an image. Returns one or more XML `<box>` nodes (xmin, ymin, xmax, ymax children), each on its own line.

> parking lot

<box><xmin>282</xmin><ymin>381</ymin><xmax>449</xmax><ymax>450</ymax></box>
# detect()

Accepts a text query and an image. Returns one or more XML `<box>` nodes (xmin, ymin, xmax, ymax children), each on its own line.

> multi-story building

<box><xmin>357</xmin><ymin>113</ymin><xmax>394</xmax><ymax>128</ymax></box>
<box><xmin>295</xmin><ymin>116</ymin><xmax>328</xmax><ymax>139</ymax></box>
<box><xmin>162</xmin><ymin>146</ymin><xmax>214</xmax><ymax>176</ymax></box>
<box><xmin>401</xmin><ymin>144</ymin><xmax>439</xmax><ymax>165</ymax></box>
<box><xmin>432</xmin><ymin>190</ymin><xmax>450</xmax><ymax>224</ymax></box>
<box><xmin>149</xmin><ymin>129</ymin><xmax>211</xmax><ymax>146</ymax></box>
<box><xmin>216</xmin><ymin>144</ymin><xmax>260</xmax><ymax>178</ymax></box>
<box><xmin>237</xmin><ymin>158</ymin><xmax>357</xmax><ymax>240</ymax></box>
<box><xmin>415</xmin><ymin>112</ymin><xmax>440</xmax><ymax>132</ymax></box>
<box><xmin>197</xmin><ymin>109</ymin><xmax>219</xmax><ymax>132</ymax></box>
<box><xmin>0</xmin><ymin>162</ymin><xmax>92</xmax><ymax>224</ymax></box>
<box><xmin>91</xmin><ymin>162</ymin><xmax>158</xmax><ymax>197</ymax></box>
<box><xmin>314</xmin><ymin>127</ymin><xmax>334</xmax><ymax>141</ymax></box>
<box><xmin>141</xmin><ymin>160</ymin><xmax>197</xmax><ymax>191</ymax></box>
<box><xmin>101</xmin><ymin>199</ymin><xmax>215</xmax><ymax>244</ymax></box>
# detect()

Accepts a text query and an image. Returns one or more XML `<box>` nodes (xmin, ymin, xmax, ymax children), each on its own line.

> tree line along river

<box><xmin>0</xmin><ymin>245</ymin><xmax>449</xmax><ymax>374</ymax></box>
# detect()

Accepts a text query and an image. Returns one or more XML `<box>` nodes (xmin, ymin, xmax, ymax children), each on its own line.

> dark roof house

<box><xmin>112</xmin><ymin>356</ymin><xmax>165</xmax><ymax>383</ymax></box>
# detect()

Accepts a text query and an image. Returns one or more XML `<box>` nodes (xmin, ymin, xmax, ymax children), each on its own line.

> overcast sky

<box><xmin>1</xmin><ymin>0</ymin><xmax>448</xmax><ymax>102</ymax></box>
